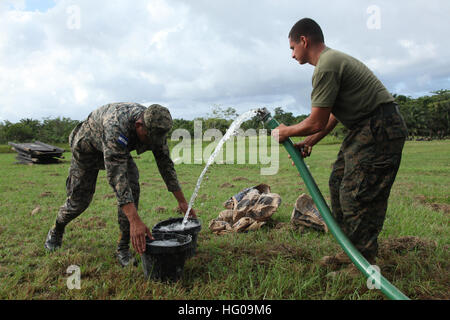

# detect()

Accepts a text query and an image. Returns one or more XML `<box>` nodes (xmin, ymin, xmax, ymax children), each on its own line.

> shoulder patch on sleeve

<box><xmin>117</xmin><ymin>133</ymin><xmax>128</xmax><ymax>148</ymax></box>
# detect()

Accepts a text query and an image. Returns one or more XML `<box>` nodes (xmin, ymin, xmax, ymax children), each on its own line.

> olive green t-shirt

<box><xmin>311</xmin><ymin>47</ymin><xmax>394</xmax><ymax>128</ymax></box>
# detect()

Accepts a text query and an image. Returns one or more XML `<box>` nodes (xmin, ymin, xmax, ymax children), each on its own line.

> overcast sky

<box><xmin>1</xmin><ymin>0</ymin><xmax>449</xmax><ymax>122</ymax></box>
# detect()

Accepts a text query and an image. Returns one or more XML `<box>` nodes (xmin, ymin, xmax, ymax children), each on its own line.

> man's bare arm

<box><xmin>273</xmin><ymin>107</ymin><xmax>332</xmax><ymax>142</ymax></box>
<box><xmin>305</xmin><ymin>113</ymin><xmax>339</xmax><ymax>146</ymax></box>
<box><xmin>294</xmin><ymin>113</ymin><xmax>339</xmax><ymax>158</ymax></box>
<box><xmin>121</xmin><ymin>202</ymin><xmax>152</xmax><ymax>254</ymax></box>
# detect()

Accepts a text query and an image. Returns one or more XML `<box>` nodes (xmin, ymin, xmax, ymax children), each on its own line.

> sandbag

<box><xmin>233</xmin><ymin>189</ymin><xmax>260</xmax><ymax>222</ymax></box>
<box><xmin>210</xmin><ymin>184</ymin><xmax>281</xmax><ymax>235</ymax></box>
<box><xmin>209</xmin><ymin>219</ymin><xmax>232</xmax><ymax>233</ymax></box>
<box><xmin>223</xmin><ymin>183</ymin><xmax>271</xmax><ymax>209</ymax></box>
<box><xmin>218</xmin><ymin>209</ymin><xmax>234</xmax><ymax>224</ymax></box>
<box><xmin>246</xmin><ymin>193</ymin><xmax>282</xmax><ymax>222</ymax></box>
<box><xmin>291</xmin><ymin>193</ymin><xmax>328</xmax><ymax>232</ymax></box>
<box><xmin>246</xmin><ymin>220</ymin><xmax>266</xmax><ymax>231</ymax></box>
<box><xmin>232</xmin><ymin>217</ymin><xmax>255</xmax><ymax>232</ymax></box>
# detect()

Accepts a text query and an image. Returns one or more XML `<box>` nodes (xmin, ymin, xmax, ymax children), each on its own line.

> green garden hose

<box><xmin>257</xmin><ymin>108</ymin><xmax>409</xmax><ymax>300</ymax></box>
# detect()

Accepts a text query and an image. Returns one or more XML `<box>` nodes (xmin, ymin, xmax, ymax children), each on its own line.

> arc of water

<box><xmin>182</xmin><ymin>109</ymin><xmax>259</xmax><ymax>226</ymax></box>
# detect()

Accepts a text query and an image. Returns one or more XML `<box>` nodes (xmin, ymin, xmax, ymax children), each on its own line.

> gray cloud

<box><xmin>0</xmin><ymin>0</ymin><xmax>449</xmax><ymax>122</ymax></box>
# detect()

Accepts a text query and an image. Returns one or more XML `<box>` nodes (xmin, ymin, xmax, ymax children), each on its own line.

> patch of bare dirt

<box><xmin>154</xmin><ymin>206</ymin><xmax>167</xmax><ymax>213</ymax></box>
<box><xmin>415</xmin><ymin>195</ymin><xmax>450</xmax><ymax>214</ymax></box>
<box><xmin>379</xmin><ymin>236</ymin><xmax>437</xmax><ymax>256</ymax></box>
<box><xmin>232</xmin><ymin>176</ymin><xmax>249</xmax><ymax>182</ymax></box>
<box><xmin>220</xmin><ymin>182</ymin><xmax>235</xmax><ymax>188</ymax></box>
<box><xmin>429</xmin><ymin>203</ymin><xmax>450</xmax><ymax>214</ymax></box>
<box><xmin>103</xmin><ymin>194</ymin><xmax>115</xmax><ymax>199</ymax></box>
<box><xmin>195</xmin><ymin>194</ymin><xmax>215</xmax><ymax>203</ymax></box>
<box><xmin>414</xmin><ymin>195</ymin><xmax>427</xmax><ymax>203</ymax></box>
<box><xmin>39</xmin><ymin>191</ymin><xmax>53</xmax><ymax>197</ymax></box>
<box><xmin>376</xmin><ymin>236</ymin><xmax>449</xmax><ymax>300</ymax></box>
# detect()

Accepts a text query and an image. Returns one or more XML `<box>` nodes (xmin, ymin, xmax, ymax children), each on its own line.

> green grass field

<box><xmin>0</xmin><ymin>139</ymin><xmax>448</xmax><ymax>300</ymax></box>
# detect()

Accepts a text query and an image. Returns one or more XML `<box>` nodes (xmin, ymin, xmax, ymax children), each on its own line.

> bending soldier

<box><xmin>44</xmin><ymin>103</ymin><xmax>196</xmax><ymax>266</ymax></box>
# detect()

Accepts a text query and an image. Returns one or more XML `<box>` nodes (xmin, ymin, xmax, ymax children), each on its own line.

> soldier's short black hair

<box><xmin>289</xmin><ymin>18</ymin><xmax>324</xmax><ymax>44</ymax></box>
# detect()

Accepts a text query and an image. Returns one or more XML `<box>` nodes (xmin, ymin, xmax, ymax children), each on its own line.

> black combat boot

<box><xmin>44</xmin><ymin>225</ymin><xmax>64</xmax><ymax>251</ymax></box>
<box><xmin>116</xmin><ymin>233</ymin><xmax>137</xmax><ymax>267</ymax></box>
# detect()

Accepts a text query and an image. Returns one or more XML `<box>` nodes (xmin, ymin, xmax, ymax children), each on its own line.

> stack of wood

<box><xmin>8</xmin><ymin>141</ymin><xmax>65</xmax><ymax>164</ymax></box>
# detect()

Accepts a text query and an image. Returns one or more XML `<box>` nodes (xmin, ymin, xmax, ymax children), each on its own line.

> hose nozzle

<box><xmin>256</xmin><ymin>108</ymin><xmax>272</xmax><ymax>123</ymax></box>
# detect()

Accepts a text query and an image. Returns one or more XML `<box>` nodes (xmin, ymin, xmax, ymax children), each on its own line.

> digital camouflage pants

<box><xmin>54</xmin><ymin>155</ymin><xmax>140</xmax><ymax>251</ymax></box>
<box><xmin>329</xmin><ymin>103</ymin><xmax>407</xmax><ymax>260</ymax></box>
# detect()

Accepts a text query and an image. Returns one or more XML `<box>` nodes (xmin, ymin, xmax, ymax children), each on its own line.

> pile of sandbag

<box><xmin>290</xmin><ymin>193</ymin><xmax>328</xmax><ymax>232</ymax></box>
<box><xmin>209</xmin><ymin>184</ymin><xmax>281</xmax><ymax>235</ymax></box>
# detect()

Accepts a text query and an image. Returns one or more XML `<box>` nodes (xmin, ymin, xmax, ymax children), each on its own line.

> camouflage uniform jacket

<box><xmin>69</xmin><ymin>102</ymin><xmax>181</xmax><ymax>206</ymax></box>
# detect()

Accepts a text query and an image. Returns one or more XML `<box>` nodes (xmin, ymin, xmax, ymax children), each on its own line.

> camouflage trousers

<box><xmin>329</xmin><ymin>103</ymin><xmax>407</xmax><ymax>260</ymax></box>
<box><xmin>54</xmin><ymin>154</ymin><xmax>140</xmax><ymax>251</ymax></box>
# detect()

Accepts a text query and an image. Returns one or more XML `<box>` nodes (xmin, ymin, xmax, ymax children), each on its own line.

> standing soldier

<box><xmin>44</xmin><ymin>103</ymin><xmax>196</xmax><ymax>267</ymax></box>
<box><xmin>274</xmin><ymin>18</ymin><xmax>407</xmax><ymax>272</ymax></box>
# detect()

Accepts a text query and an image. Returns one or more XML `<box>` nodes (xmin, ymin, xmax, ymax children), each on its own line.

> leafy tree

<box><xmin>170</xmin><ymin>118</ymin><xmax>195</xmax><ymax>136</ymax></box>
<box><xmin>0</xmin><ymin>90</ymin><xmax>448</xmax><ymax>145</ymax></box>
<box><xmin>39</xmin><ymin>117</ymin><xmax>80</xmax><ymax>143</ymax></box>
<box><xmin>208</xmin><ymin>105</ymin><xmax>238</xmax><ymax>120</ymax></box>
<box><xmin>273</xmin><ymin>107</ymin><xmax>297</xmax><ymax>125</ymax></box>
<box><xmin>204</xmin><ymin>117</ymin><xmax>232</xmax><ymax>134</ymax></box>
<box><xmin>396</xmin><ymin>89</ymin><xmax>449</xmax><ymax>139</ymax></box>
<box><xmin>4</xmin><ymin>122</ymin><xmax>35</xmax><ymax>142</ymax></box>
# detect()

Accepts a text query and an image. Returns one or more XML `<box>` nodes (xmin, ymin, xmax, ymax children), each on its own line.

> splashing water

<box><xmin>182</xmin><ymin>109</ymin><xmax>259</xmax><ymax>226</ymax></box>
<box><xmin>149</xmin><ymin>239</ymin><xmax>180</xmax><ymax>247</ymax></box>
<box><xmin>157</xmin><ymin>220</ymin><xmax>199</xmax><ymax>232</ymax></box>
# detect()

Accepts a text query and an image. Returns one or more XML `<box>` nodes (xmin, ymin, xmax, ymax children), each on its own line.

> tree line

<box><xmin>1</xmin><ymin>90</ymin><xmax>448</xmax><ymax>144</ymax></box>
<box><xmin>395</xmin><ymin>89</ymin><xmax>449</xmax><ymax>139</ymax></box>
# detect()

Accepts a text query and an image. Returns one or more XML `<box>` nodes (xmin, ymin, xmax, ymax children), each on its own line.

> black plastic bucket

<box><xmin>141</xmin><ymin>232</ymin><xmax>192</xmax><ymax>282</ymax></box>
<box><xmin>152</xmin><ymin>217</ymin><xmax>202</xmax><ymax>258</ymax></box>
